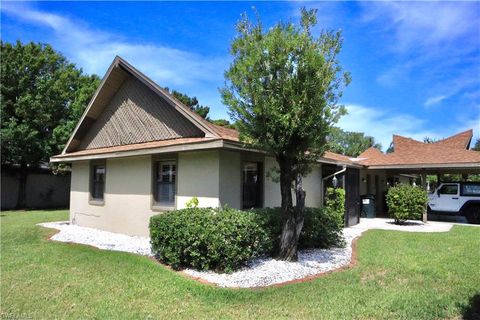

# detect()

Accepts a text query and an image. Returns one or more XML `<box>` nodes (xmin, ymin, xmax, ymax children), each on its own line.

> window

<box><xmin>439</xmin><ymin>184</ymin><xmax>458</xmax><ymax>195</ymax></box>
<box><xmin>242</xmin><ymin>162</ymin><xmax>262</xmax><ymax>209</ymax></box>
<box><xmin>90</xmin><ymin>162</ymin><xmax>106</xmax><ymax>202</ymax></box>
<box><xmin>461</xmin><ymin>184</ymin><xmax>480</xmax><ymax>196</ymax></box>
<box><xmin>154</xmin><ymin>161</ymin><xmax>176</xmax><ymax>206</ymax></box>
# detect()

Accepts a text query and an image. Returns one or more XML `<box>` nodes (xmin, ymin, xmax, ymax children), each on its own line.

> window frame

<box><xmin>151</xmin><ymin>157</ymin><xmax>178</xmax><ymax>210</ymax></box>
<box><xmin>89</xmin><ymin>160</ymin><xmax>106</xmax><ymax>205</ymax></box>
<box><xmin>241</xmin><ymin>160</ymin><xmax>264</xmax><ymax>209</ymax></box>
<box><xmin>438</xmin><ymin>184</ymin><xmax>459</xmax><ymax>196</ymax></box>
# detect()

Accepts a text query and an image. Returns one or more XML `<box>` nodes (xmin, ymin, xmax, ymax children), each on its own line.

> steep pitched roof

<box><xmin>433</xmin><ymin>129</ymin><xmax>473</xmax><ymax>149</ymax></box>
<box><xmin>357</xmin><ymin>130</ymin><xmax>480</xmax><ymax>167</ymax></box>
<box><xmin>61</xmin><ymin>56</ymin><xmax>231</xmax><ymax>155</ymax></box>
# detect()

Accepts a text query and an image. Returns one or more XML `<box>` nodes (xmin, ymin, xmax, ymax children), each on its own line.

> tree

<box><xmin>221</xmin><ymin>8</ymin><xmax>350</xmax><ymax>260</ymax></box>
<box><xmin>163</xmin><ymin>87</ymin><xmax>210</xmax><ymax>119</ymax></box>
<box><xmin>209</xmin><ymin>119</ymin><xmax>236</xmax><ymax>129</ymax></box>
<box><xmin>473</xmin><ymin>138</ymin><xmax>480</xmax><ymax>151</ymax></box>
<box><xmin>328</xmin><ymin>127</ymin><xmax>381</xmax><ymax>157</ymax></box>
<box><xmin>1</xmin><ymin>41</ymin><xmax>100</xmax><ymax>208</ymax></box>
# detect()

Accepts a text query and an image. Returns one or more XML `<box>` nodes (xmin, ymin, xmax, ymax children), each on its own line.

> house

<box><xmin>51</xmin><ymin>56</ymin><xmax>480</xmax><ymax>236</ymax></box>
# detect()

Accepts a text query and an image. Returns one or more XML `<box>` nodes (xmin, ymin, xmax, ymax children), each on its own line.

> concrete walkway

<box><xmin>350</xmin><ymin>218</ymin><xmax>454</xmax><ymax>232</ymax></box>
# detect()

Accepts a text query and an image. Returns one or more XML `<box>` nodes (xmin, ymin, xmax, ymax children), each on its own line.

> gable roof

<box><xmin>357</xmin><ymin>130</ymin><xmax>480</xmax><ymax>168</ymax></box>
<box><xmin>61</xmin><ymin>56</ymin><xmax>230</xmax><ymax>154</ymax></box>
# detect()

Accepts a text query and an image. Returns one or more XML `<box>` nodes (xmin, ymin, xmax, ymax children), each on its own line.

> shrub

<box><xmin>149</xmin><ymin>207</ymin><xmax>271</xmax><ymax>273</ymax></box>
<box><xmin>250</xmin><ymin>205</ymin><xmax>345</xmax><ymax>250</ymax></box>
<box><xmin>325</xmin><ymin>187</ymin><xmax>345</xmax><ymax>214</ymax></box>
<box><xmin>386</xmin><ymin>184</ymin><xmax>428</xmax><ymax>224</ymax></box>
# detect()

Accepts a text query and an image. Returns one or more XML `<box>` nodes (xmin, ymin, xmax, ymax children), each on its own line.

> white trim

<box><xmin>368</xmin><ymin>163</ymin><xmax>480</xmax><ymax>169</ymax></box>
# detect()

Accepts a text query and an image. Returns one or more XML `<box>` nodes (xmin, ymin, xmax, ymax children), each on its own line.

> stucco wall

<box><xmin>263</xmin><ymin>156</ymin><xmax>322</xmax><ymax>208</ymax></box>
<box><xmin>219</xmin><ymin>150</ymin><xmax>242</xmax><ymax>209</ymax></box>
<box><xmin>176</xmin><ymin>150</ymin><xmax>221</xmax><ymax>209</ymax></box>
<box><xmin>70</xmin><ymin>157</ymin><xmax>156</xmax><ymax>237</ymax></box>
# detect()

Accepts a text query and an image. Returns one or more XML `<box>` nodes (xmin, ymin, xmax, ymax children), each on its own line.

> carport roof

<box><xmin>356</xmin><ymin>130</ymin><xmax>480</xmax><ymax>169</ymax></box>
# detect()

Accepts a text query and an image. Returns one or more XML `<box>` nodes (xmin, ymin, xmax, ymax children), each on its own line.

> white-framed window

<box><xmin>154</xmin><ymin>161</ymin><xmax>176</xmax><ymax>206</ymax></box>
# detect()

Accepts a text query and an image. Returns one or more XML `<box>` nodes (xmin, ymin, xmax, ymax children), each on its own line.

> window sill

<box><xmin>89</xmin><ymin>200</ymin><xmax>105</xmax><ymax>206</ymax></box>
<box><xmin>151</xmin><ymin>205</ymin><xmax>175</xmax><ymax>212</ymax></box>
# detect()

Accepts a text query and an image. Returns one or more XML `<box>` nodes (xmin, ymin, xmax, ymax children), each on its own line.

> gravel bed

<box><xmin>38</xmin><ymin>221</ymin><xmax>152</xmax><ymax>256</ymax></box>
<box><xmin>184</xmin><ymin>227</ymin><xmax>364</xmax><ymax>288</ymax></box>
<box><xmin>39</xmin><ymin>218</ymin><xmax>455</xmax><ymax>288</ymax></box>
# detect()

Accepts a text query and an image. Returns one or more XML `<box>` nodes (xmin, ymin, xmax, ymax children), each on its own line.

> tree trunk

<box><xmin>277</xmin><ymin>158</ymin><xmax>306</xmax><ymax>261</ymax></box>
<box><xmin>16</xmin><ymin>162</ymin><xmax>28</xmax><ymax>209</ymax></box>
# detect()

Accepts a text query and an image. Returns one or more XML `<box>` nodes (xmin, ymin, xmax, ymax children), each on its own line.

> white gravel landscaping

<box><xmin>39</xmin><ymin>218</ymin><xmax>456</xmax><ymax>288</ymax></box>
<box><xmin>38</xmin><ymin>221</ymin><xmax>152</xmax><ymax>256</ymax></box>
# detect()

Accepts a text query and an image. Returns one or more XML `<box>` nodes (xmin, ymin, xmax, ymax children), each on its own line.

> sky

<box><xmin>2</xmin><ymin>1</ymin><xmax>479</xmax><ymax>150</ymax></box>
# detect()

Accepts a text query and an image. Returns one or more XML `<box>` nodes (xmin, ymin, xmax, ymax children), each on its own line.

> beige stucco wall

<box><xmin>69</xmin><ymin>150</ymin><xmax>325</xmax><ymax>236</ymax></box>
<box><xmin>176</xmin><ymin>150</ymin><xmax>221</xmax><ymax>209</ymax></box>
<box><xmin>70</xmin><ymin>156</ymin><xmax>156</xmax><ymax>237</ymax></box>
<box><xmin>263</xmin><ymin>156</ymin><xmax>322</xmax><ymax>208</ymax></box>
<box><xmin>219</xmin><ymin>150</ymin><xmax>242</xmax><ymax>209</ymax></box>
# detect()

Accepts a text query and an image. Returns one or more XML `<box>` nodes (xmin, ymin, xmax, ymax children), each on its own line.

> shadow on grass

<box><xmin>462</xmin><ymin>293</ymin><xmax>480</xmax><ymax>320</ymax></box>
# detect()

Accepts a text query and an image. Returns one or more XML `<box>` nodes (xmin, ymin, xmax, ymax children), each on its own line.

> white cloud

<box><xmin>424</xmin><ymin>95</ymin><xmax>448</xmax><ymax>107</ymax></box>
<box><xmin>337</xmin><ymin>104</ymin><xmax>477</xmax><ymax>151</ymax></box>
<box><xmin>1</xmin><ymin>3</ymin><xmax>228</xmax><ymax>88</ymax></box>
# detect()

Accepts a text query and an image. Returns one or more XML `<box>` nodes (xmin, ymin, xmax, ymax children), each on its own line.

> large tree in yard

<box><xmin>1</xmin><ymin>41</ymin><xmax>100</xmax><ymax>208</ymax></box>
<box><xmin>221</xmin><ymin>9</ymin><xmax>350</xmax><ymax>260</ymax></box>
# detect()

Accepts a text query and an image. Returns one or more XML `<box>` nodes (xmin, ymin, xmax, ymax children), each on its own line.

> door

<box><xmin>345</xmin><ymin>168</ymin><xmax>360</xmax><ymax>226</ymax></box>
<box><xmin>430</xmin><ymin>183</ymin><xmax>460</xmax><ymax>212</ymax></box>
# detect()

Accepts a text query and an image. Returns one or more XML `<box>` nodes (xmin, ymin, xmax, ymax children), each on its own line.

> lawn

<box><xmin>1</xmin><ymin>210</ymin><xmax>479</xmax><ymax>319</ymax></box>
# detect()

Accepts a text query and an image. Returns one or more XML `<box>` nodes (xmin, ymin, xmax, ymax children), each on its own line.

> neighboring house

<box><xmin>51</xmin><ymin>56</ymin><xmax>480</xmax><ymax>236</ymax></box>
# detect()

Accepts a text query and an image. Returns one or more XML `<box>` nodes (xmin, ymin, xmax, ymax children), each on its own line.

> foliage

<box><xmin>327</xmin><ymin>127</ymin><xmax>381</xmax><ymax>157</ymax></box>
<box><xmin>386</xmin><ymin>184</ymin><xmax>428</xmax><ymax>224</ymax></box>
<box><xmin>251</xmin><ymin>206</ymin><xmax>345</xmax><ymax>250</ymax></box>
<box><xmin>325</xmin><ymin>187</ymin><xmax>345</xmax><ymax>214</ymax></box>
<box><xmin>209</xmin><ymin>118</ymin><xmax>236</xmax><ymax>129</ymax></box>
<box><xmin>185</xmin><ymin>197</ymin><xmax>199</xmax><ymax>208</ymax></box>
<box><xmin>473</xmin><ymin>138</ymin><xmax>480</xmax><ymax>151</ymax></box>
<box><xmin>3</xmin><ymin>210</ymin><xmax>480</xmax><ymax>319</ymax></box>
<box><xmin>162</xmin><ymin>87</ymin><xmax>210</xmax><ymax>119</ymax></box>
<box><xmin>221</xmin><ymin>8</ymin><xmax>350</xmax><ymax>260</ymax></box>
<box><xmin>1</xmin><ymin>41</ymin><xmax>100</xmax><ymax>167</ymax></box>
<box><xmin>149</xmin><ymin>207</ymin><xmax>271</xmax><ymax>272</ymax></box>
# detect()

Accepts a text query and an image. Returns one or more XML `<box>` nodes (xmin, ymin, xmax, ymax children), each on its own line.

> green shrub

<box><xmin>386</xmin><ymin>184</ymin><xmax>428</xmax><ymax>224</ymax></box>
<box><xmin>250</xmin><ymin>206</ymin><xmax>345</xmax><ymax>250</ymax></box>
<box><xmin>149</xmin><ymin>207</ymin><xmax>271</xmax><ymax>273</ymax></box>
<box><xmin>325</xmin><ymin>187</ymin><xmax>345</xmax><ymax>214</ymax></box>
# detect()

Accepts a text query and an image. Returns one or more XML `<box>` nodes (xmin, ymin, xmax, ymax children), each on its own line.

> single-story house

<box><xmin>51</xmin><ymin>56</ymin><xmax>480</xmax><ymax>236</ymax></box>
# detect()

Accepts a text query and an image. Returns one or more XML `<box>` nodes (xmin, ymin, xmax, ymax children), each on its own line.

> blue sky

<box><xmin>2</xmin><ymin>1</ymin><xmax>479</xmax><ymax>149</ymax></box>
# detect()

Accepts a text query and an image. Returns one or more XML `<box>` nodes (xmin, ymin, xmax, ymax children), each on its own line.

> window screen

<box><xmin>155</xmin><ymin>161</ymin><xmax>176</xmax><ymax>206</ymax></box>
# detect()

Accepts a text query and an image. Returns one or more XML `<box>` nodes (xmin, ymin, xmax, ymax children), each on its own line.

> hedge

<box><xmin>150</xmin><ymin>207</ymin><xmax>271</xmax><ymax>273</ymax></box>
<box><xmin>386</xmin><ymin>184</ymin><xmax>428</xmax><ymax>224</ymax></box>
<box><xmin>150</xmin><ymin>194</ymin><xmax>345</xmax><ymax>272</ymax></box>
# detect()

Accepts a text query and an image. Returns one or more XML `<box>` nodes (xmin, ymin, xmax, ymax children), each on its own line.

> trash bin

<box><xmin>361</xmin><ymin>194</ymin><xmax>376</xmax><ymax>218</ymax></box>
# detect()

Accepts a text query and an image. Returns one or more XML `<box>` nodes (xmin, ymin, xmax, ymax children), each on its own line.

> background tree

<box><xmin>327</xmin><ymin>127</ymin><xmax>381</xmax><ymax>157</ymax></box>
<box><xmin>163</xmin><ymin>87</ymin><xmax>210</xmax><ymax>119</ymax></box>
<box><xmin>221</xmin><ymin>8</ymin><xmax>350</xmax><ymax>260</ymax></box>
<box><xmin>473</xmin><ymin>138</ymin><xmax>480</xmax><ymax>151</ymax></box>
<box><xmin>1</xmin><ymin>41</ymin><xmax>100</xmax><ymax>208</ymax></box>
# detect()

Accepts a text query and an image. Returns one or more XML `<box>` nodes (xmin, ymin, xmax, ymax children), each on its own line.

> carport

<box><xmin>355</xmin><ymin>129</ymin><xmax>480</xmax><ymax>221</ymax></box>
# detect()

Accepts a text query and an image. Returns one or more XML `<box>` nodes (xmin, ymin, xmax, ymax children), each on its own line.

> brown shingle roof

<box><xmin>358</xmin><ymin>130</ymin><xmax>480</xmax><ymax>167</ymax></box>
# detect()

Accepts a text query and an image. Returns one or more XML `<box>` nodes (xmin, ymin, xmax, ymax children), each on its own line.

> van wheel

<box><xmin>465</xmin><ymin>206</ymin><xmax>480</xmax><ymax>224</ymax></box>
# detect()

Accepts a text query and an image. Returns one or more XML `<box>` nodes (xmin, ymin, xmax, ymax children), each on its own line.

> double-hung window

<box><xmin>90</xmin><ymin>162</ymin><xmax>106</xmax><ymax>202</ymax></box>
<box><xmin>154</xmin><ymin>161</ymin><xmax>176</xmax><ymax>207</ymax></box>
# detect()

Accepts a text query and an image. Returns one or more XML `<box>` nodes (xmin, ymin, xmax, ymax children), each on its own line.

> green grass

<box><xmin>1</xmin><ymin>210</ymin><xmax>479</xmax><ymax>319</ymax></box>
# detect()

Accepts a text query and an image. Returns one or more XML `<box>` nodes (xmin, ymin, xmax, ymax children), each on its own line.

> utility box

<box><xmin>361</xmin><ymin>194</ymin><xmax>376</xmax><ymax>218</ymax></box>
